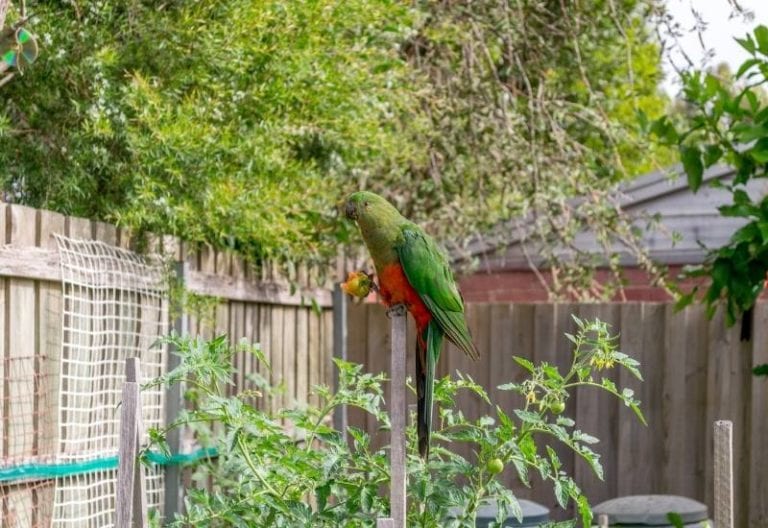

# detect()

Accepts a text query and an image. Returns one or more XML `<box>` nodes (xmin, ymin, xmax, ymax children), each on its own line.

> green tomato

<box><xmin>549</xmin><ymin>400</ymin><xmax>566</xmax><ymax>414</ymax></box>
<box><xmin>486</xmin><ymin>458</ymin><xmax>504</xmax><ymax>475</ymax></box>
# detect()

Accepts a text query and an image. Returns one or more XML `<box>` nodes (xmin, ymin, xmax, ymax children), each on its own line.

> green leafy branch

<box><xmin>646</xmin><ymin>24</ymin><xmax>768</xmax><ymax>331</ymax></box>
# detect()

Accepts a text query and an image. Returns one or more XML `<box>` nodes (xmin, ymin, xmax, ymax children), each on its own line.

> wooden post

<box><xmin>598</xmin><ymin>513</ymin><xmax>610</xmax><ymax>527</ymax></box>
<box><xmin>714</xmin><ymin>420</ymin><xmax>734</xmax><ymax>528</ymax></box>
<box><xmin>116</xmin><ymin>357</ymin><xmax>148</xmax><ymax>528</ymax></box>
<box><xmin>389</xmin><ymin>306</ymin><xmax>407</xmax><ymax>528</ymax></box>
<box><xmin>377</xmin><ymin>520</ymin><xmax>395</xmax><ymax>528</ymax></box>
<box><xmin>164</xmin><ymin>261</ymin><xmax>188</xmax><ymax>522</ymax></box>
<box><xmin>332</xmin><ymin>283</ymin><xmax>348</xmax><ymax>441</ymax></box>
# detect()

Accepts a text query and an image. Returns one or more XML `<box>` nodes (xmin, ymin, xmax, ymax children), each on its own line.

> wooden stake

<box><xmin>116</xmin><ymin>357</ymin><xmax>148</xmax><ymax>528</ymax></box>
<box><xmin>164</xmin><ymin>261</ymin><xmax>188</xmax><ymax>522</ymax></box>
<box><xmin>714</xmin><ymin>420</ymin><xmax>734</xmax><ymax>528</ymax></box>
<box><xmin>332</xmin><ymin>284</ymin><xmax>348</xmax><ymax>442</ymax></box>
<box><xmin>389</xmin><ymin>306</ymin><xmax>407</xmax><ymax>528</ymax></box>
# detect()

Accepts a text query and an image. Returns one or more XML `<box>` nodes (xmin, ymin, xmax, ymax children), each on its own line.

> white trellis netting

<box><xmin>52</xmin><ymin>235</ymin><xmax>169</xmax><ymax>526</ymax></box>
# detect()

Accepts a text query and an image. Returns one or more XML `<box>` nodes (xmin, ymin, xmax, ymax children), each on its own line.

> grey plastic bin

<box><xmin>450</xmin><ymin>498</ymin><xmax>550</xmax><ymax>527</ymax></box>
<box><xmin>592</xmin><ymin>495</ymin><xmax>712</xmax><ymax>527</ymax></box>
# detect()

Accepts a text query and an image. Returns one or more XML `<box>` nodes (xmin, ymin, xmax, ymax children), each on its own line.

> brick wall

<box><xmin>457</xmin><ymin>265</ymin><xmax>706</xmax><ymax>302</ymax></box>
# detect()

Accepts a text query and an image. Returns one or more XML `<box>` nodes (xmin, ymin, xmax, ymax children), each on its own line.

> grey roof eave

<box><xmin>454</xmin><ymin>164</ymin><xmax>737</xmax><ymax>267</ymax></box>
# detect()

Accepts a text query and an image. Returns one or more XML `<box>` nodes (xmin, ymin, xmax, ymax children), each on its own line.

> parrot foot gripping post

<box><xmin>386</xmin><ymin>303</ymin><xmax>407</xmax><ymax>319</ymax></box>
<box><xmin>378</xmin><ymin>303</ymin><xmax>407</xmax><ymax>528</ymax></box>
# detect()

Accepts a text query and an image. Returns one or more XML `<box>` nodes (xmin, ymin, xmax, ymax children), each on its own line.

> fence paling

<box><xmin>749</xmin><ymin>304</ymin><xmax>768</xmax><ymax>527</ymax></box>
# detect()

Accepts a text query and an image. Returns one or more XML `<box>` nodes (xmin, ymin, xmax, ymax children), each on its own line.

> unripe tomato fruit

<box><xmin>549</xmin><ymin>400</ymin><xmax>566</xmax><ymax>414</ymax></box>
<box><xmin>487</xmin><ymin>458</ymin><xmax>504</xmax><ymax>475</ymax></box>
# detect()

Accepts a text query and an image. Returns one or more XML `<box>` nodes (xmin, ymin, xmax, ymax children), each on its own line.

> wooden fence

<box><xmin>3</xmin><ymin>200</ymin><xmax>767</xmax><ymax>526</ymax></box>
<box><xmin>0</xmin><ymin>203</ymin><xmax>336</xmax><ymax>526</ymax></box>
<box><xmin>347</xmin><ymin>301</ymin><xmax>768</xmax><ymax>528</ymax></box>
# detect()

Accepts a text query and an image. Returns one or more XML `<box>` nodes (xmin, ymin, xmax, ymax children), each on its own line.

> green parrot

<box><xmin>344</xmin><ymin>191</ymin><xmax>479</xmax><ymax>458</ymax></box>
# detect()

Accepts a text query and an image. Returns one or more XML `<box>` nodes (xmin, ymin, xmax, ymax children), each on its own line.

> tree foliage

<box><xmin>1</xmin><ymin>0</ymin><xmax>671</xmax><ymax>291</ymax></box>
<box><xmin>395</xmin><ymin>0</ymin><xmax>674</xmax><ymax>300</ymax></box>
<box><xmin>649</xmin><ymin>25</ymin><xmax>768</xmax><ymax>329</ymax></box>
<box><xmin>1</xmin><ymin>0</ymin><xmax>421</xmax><ymax>265</ymax></box>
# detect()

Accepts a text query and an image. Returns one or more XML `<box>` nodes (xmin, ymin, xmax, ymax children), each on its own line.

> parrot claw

<box><xmin>386</xmin><ymin>304</ymin><xmax>407</xmax><ymax>318</ymax></box>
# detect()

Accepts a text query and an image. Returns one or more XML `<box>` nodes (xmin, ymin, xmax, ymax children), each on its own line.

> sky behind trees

<box><xmin>663</xmin><ymin>0</ymin><xmax>768</xmax><ymax>93</ymax></box>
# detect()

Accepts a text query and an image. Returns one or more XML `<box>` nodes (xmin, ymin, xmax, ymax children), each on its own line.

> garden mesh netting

<box><xmin>0</xmin><ymin>235</ymin><xmax>169</xmax><ymax>527</ymax></box>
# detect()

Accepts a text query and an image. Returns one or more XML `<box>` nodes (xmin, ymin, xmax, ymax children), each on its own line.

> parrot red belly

<box><xmin>378</xmin><ymin>263</ymin><xmax>432</xmax><ymax>332</ymax></box>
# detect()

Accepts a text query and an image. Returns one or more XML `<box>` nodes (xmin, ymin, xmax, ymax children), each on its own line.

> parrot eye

<box><xmin>364</xmin><ymin>201</ymin><xmax>370</xmax><ymax>207</ymax></box>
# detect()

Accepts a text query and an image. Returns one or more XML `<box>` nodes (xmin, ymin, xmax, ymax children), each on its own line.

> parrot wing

<box><xmin>394</xmin><ymin>225</ymin><xmax>479</xmax><ymax>361</ymax></box>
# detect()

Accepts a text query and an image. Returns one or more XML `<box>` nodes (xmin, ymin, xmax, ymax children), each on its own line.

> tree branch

<box><xmin>0</xmin><ymin>0</ymin><xmax>10</xmax><ymax>30</ymax></box>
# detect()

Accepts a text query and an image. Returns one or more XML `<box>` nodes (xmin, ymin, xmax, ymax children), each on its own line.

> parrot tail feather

<box><xmin>415</xmin><ymin>335</ymin><xmax>428</xmax><ymax>459</ymax></box>
<box><xmin>416</xmin><ymin>321</ymin><xmax>442</xmax><ymax>459</ymax></box>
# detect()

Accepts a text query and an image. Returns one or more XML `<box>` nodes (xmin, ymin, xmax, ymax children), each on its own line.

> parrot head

<box><xmin>344</xmin><ymin>191</ymin><xmax>407</xmax><ymax>255</ymax></box>
<box><xmin>344</xmin><ymin>191</ymin><xmax>402</xmax><ymax>225</ymax></box>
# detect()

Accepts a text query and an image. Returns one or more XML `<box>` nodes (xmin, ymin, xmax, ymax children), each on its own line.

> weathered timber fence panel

<box><xmin>0</xmin><ymin>203</ymin><xmax>335</xmax><ymax>526</ymax></box>
<box><xmin>347</xmin><ymin>301</ymin><xmax>768</xmax><ymax>528</ymax></box>
<box><xmin>183</xmin><ymin>245</ymin><xmax>334</xmax><ymax>412</ymax></box>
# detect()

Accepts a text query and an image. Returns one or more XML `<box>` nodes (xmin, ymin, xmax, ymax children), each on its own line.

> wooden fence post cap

<box><xmin>125</xmin><ymin>357</ymin><xmax>140</xmax><ymax>383</ymax></box>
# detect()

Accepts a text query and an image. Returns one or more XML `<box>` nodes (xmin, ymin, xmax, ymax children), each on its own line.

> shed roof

<box><xmin>461</xmin><ymin>164</ymin><xmax>768</xmax><ymax>271</ymax></box>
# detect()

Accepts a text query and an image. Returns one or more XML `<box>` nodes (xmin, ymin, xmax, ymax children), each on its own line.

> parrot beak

<box><xmin>344</xmin><ymin>201</ymin><xmax>358</xmax><ymax>221</ymax></box>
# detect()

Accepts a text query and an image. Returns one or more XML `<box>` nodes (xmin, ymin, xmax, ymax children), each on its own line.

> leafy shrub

<box><xmin>647</xmin><ymin>24</ymin><xmax>768</xmax><ymax>329</ymax></box>
<box><xmin>146</xmin><ymin>317</ymin><xmax>644</xmax><ymax>527</ymax></box>
<box><xmin>1</xmin><ymin>0</ymin><xmax>671</xmax><ymax>291</ymax></box>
